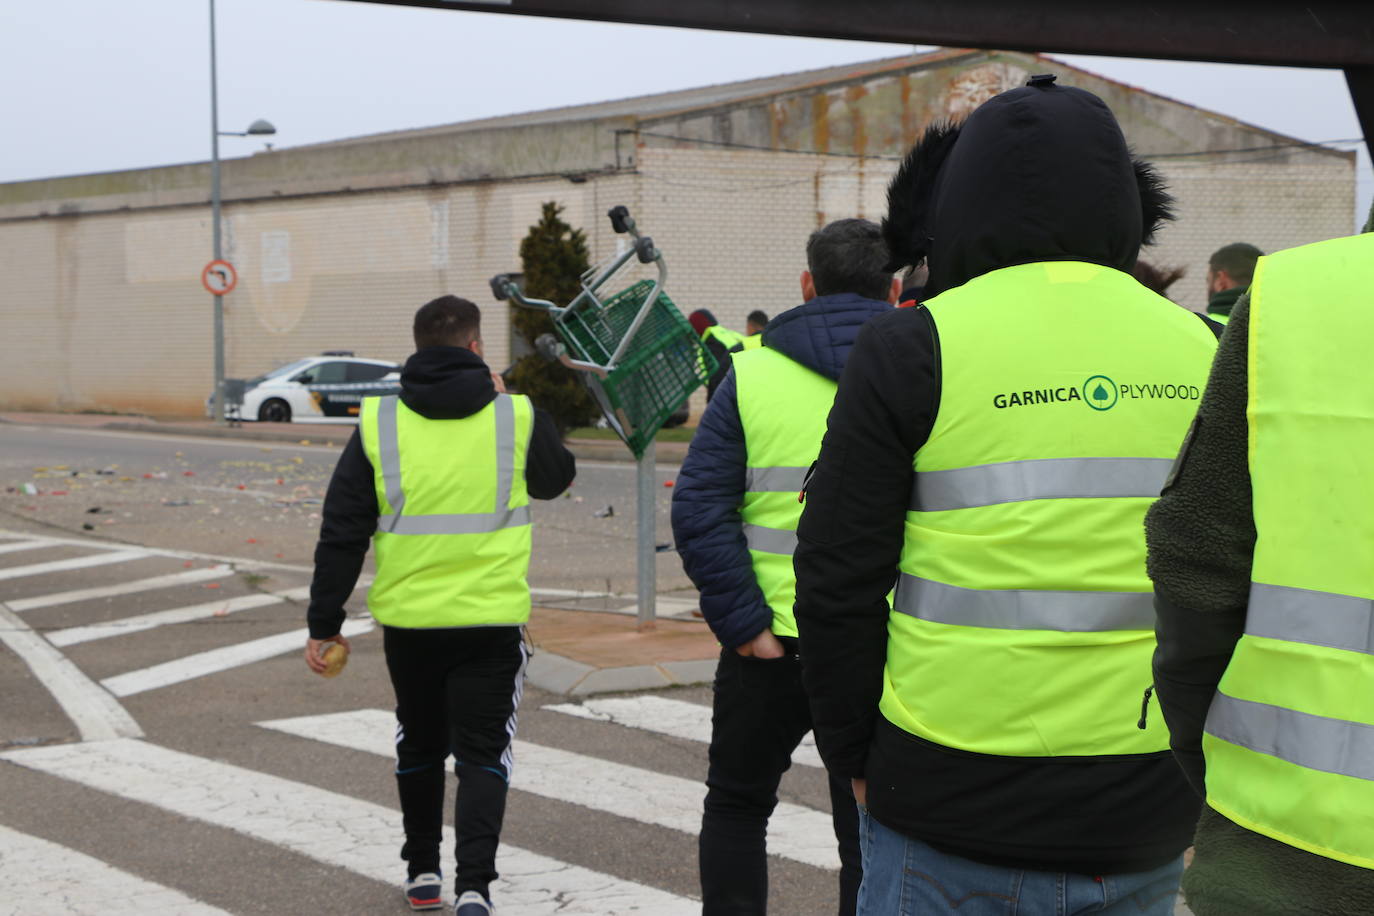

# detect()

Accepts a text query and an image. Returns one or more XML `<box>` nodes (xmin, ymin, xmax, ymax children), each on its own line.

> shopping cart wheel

<box><xmin>608</xmin><ymin>206</ymin><xmax>632</xmax><ymax>234</ymax></box>
<box><xmin>635</xmin><ymin>236</ymin><xmax>657</xmax><ymax>264</ymax></box>
<box><xmin>490</xmin><ymin>274</ymin><xmax>513</xmax><ymax>301</ymax></box>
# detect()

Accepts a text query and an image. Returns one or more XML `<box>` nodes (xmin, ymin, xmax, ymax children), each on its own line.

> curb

<box><xmin>526</xmin><ymin>651</ymin><xmax>715</xmax><ymax>696</ymax></box>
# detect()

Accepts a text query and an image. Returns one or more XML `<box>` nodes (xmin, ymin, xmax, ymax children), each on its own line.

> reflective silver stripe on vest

<box><xmin>910</xmin><ymin>457</ymin><xmax>1176</xmax><ymax>512</ymax></box>
<box><xmin>744</xmin><ymin>524</ymin><xmax>797</xmax><ymax>556</ymax></box>
<box><xmin>377</xmin><ymin>396</ymin><xmax>406</xmax><ymax>532</ymax></box>
<box><xmin>745</xmin><ymin>466</ymin><xmax>809</xmax><ymax>493</ymax></box>
<box><xmin>376</xmin><ymin>394</ymin><xmax>528</xmax><ymax>536</ymax></box>
<box><xmin>1247</xmin><ymin>582</ymin><xmax>1374</xmax><ymax>656</ymax></box>
<box><xmin>1205</xmin><ymin>691</ymin><xmax>1374</xmax><ymax>782</ymax></box>
<box><xmin>893</xmin><ymin>574</ymin><xmax>1156</xmax><ymax>631</ymax></box>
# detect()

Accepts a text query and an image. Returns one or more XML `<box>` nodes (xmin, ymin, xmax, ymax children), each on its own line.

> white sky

<box><xmin>2</xmin><ymin>0</ymin><xmax>1369</xmax><ymax>228</ymax></box>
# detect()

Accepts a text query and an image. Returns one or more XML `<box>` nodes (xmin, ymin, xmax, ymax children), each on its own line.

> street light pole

<box><xmin>210</xmin><ymin>0</ymin><xmax>225</xmax><ymax>424</ymax></box>
<box><xmin>208</xmin><ymin>0</ymin><xmax>273</xmax><ymax>424</ymax></box>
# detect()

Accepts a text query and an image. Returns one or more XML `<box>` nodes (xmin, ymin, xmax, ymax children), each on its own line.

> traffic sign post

<box><xmin>202</xmin><ymin>259</ymin><xmax>237</xmax><ymax>425</ymax></box>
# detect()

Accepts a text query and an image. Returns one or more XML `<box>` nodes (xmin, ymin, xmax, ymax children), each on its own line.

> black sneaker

<box><xmin>404</xmin><ymin>872</ymin><xmax>444</xmax><ymax>911</ymax></box>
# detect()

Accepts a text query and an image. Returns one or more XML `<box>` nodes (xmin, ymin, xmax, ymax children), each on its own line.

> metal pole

<box><xmin>209</xmin><ymin>0</ymin><xmax>226</xmax><ymax>424</ymax></box>
<box><xmin>636</xmin><ymin>438</ymin><xmax>657</xmax><ymax>630</ymax></box>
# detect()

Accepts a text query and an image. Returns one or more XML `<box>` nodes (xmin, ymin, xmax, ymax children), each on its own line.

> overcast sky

<box><xmin>2</xmin><ymin>0</ymin><xmax>1368</xmax><ymax>228</ymax></box>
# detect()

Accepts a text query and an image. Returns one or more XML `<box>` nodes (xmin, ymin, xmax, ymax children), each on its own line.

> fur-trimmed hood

<box><xmin>883</xmin><ymin>76</ymin><xmax>1173</xmax><ymax>298</ymax></box>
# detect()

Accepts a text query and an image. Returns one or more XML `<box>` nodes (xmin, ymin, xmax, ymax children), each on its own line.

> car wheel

<box><xmin>258</xmin><ymin>399</ymin><xmax>292</xmax><ymax>423</ymax></box>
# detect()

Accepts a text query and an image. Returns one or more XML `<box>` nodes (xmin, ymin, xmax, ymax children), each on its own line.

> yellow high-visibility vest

<box><xmin>1203</xmin><ymin>232</ymin><xmax>1374</xmax><ymax>870</ymax></box>
<box><xmin>734</xmin><ymin>347</ymin><xmax>836</xmax><ymax>636</ymax></box>
<box><xmin>883</xmin><ymin>261</ymin><xmax>1217</xmax><ymax>757</ymax></box>
<box><xmin>359</xmin><ymin>393</ymin><xmax>533</xmax><ymax>628</ymax></box>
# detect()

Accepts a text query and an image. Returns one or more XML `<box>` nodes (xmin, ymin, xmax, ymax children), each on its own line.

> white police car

<box><xmin>207</xmin><ymin>353</ymin><xmax>400</xmax><ymax>423</ymax></box>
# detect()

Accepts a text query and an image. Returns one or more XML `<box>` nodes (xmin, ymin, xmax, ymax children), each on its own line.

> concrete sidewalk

<box><xmin>0</xmin><ymin>411</ymin><xmax>691</xmax><ymax>464</ymax></box>
<box><xmin>525</xmin><ymin>605</ymin><xmax>718</xmax><ymax>696</ymax></box>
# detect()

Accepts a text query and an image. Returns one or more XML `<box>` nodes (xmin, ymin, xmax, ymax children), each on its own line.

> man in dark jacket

<box><xmin>1146</xmin><ymin>234</ymin><xmax>1374</xmax><ymax>913</ymax></box>
<box><xmin>1205</xmin><ymin>242</ymin><xmax>1262</xmax><ymax>325</ymax></box>
<box><xmin>795</xmin><ymin>77</ymin><xmax>1219</xmax><ymax>915</ymax></box>
<box><xmin>672</xmin><ymin>218</ymin><xmax>898</xmax><ymax>914</ymax></box>
<box><xmin>304</xmin><ymin>295</ymin><xmax>575</xmax><ymax>914</ymax></box>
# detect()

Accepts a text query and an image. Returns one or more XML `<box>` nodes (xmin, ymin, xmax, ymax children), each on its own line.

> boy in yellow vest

<box><xmin>672</xmin><ymin>218</ymin><xmax>898</xmax><ymax>914</ymax></box>
<box><xmin>304</xmin><ymin>295</ymin><xmax>574</xmax><ymax>915</ymax></box>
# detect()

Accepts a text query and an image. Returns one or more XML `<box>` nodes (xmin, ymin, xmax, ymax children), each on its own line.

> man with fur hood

<box><xmin>673</xmin><ymin>218</ymin><xmax>899</xmax><ymax>914</ymax></box>
<box><xmin>794</xmin><ymin>76</ymin><xmax>1221</xmax><ymax>914</ymax></box>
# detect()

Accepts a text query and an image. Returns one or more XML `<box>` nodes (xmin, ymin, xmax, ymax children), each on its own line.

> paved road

<box><xmin>0</xmin><ymin>528</ymin><xmax>845</xmax><ymax>914</ymax></box>
<box><xmin>0</xmin><ymin>424</ymin><xmax>695</xmax><ymax>600</ymax></box>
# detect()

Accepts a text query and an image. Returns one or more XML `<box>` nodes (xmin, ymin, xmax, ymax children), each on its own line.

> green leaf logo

<box><xmin>1083</xmin><ymin>375</ymin><xmax>1118</xmax><ymax>411</ymax></box>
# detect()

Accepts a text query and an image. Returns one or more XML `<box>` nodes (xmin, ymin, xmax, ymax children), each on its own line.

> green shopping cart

<box><xmin>491</xmin><ymin>206</ymin><xmax>715</xmax><ymax>459</ymax></box>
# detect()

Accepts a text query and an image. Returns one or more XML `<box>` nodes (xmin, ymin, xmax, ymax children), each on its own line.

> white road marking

<box><xmin>0</xmin><ymin>600</ymin><xmax>141</xmax><ymax>741</ymax></box>
<box><xmin>0</xmin><ymin>425</ymin><xmax>347</xmax><ymax>452</ymax></box>
<box><xmin>0</xmin><ymin>539</ymin><xmax>57</xmax><ymax>556</ymax></box>
<box><xmin>0</xmin><ymin>824</ymin><xmax>230</xmax><ymax>916</ymax></box>
<box><xmin>100</xmin><ymin>619</ymin><xmax>373</xmax><ymax>697</ymax></box>
<box><xmin>262</xmin><ymin>709</ymin><xmax>840</xmax><ymax>870</ymax></box>
<box><xmin>7</xmin><ymin>565</ymin><xmax>232</xmax><ymax>612</ymax></box>
<box><xmin>0</xmin><ymin>739</ymin><xmax>695</xmax><ymax>915</ymax></box>
<box><xmin>545</xmin><ymin>696</ymin><xmax>824</xmax><ymax>769</ymax></box>
<box><xmin>48</xmin><ymin>586</ymin><xmax>311</xmax><ymax>647</ymax></box>
<box><xmin>0</xmin><ymin>529</ymin><xmax>322</xmax><ymax>576</ymax></box>
<box><xmin>0</xmin><ymin>549</ymin><xmax>150</xmax><ymax>582</ymax></box>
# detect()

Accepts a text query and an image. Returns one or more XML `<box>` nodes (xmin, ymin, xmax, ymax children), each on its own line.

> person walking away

<box><xmin>738</xmin><ymin>310</ymin><xmax>769</xmax><ymax>350</ymax></box>
<box><xmin>689</xmin><ymin>309</ymin><xmax>747</xmax><ymax>400</ymax></box>
<box><xmin>304</xmin><ymin>295</ymin><xmax>575</xmax><ymax>915</ymax></box>
<box><xmin>795</xmin><ymin>75</ymin><xmax>1222</xmax><ymax>916</ymax></box>
<box><xmin>673</xmin><ymin>218</ymin><xmax>899</xmax><ymax>914</ymax></box>
<box><xmin>1146</xmin><ymin>228</ymin><xmax>1374</xmax><ymax>915</ymax></box>
<box><xmin>1204</xmin><ymin>242</ymin><xmax>1262</xmax><ymax>325</ymax></box>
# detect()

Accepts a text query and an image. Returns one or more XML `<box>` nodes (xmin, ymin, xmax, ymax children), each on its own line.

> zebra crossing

<box><xmin>0</xmin><ymin>529</ymin><xmax>844</xmax><ymax>914</ymax></box>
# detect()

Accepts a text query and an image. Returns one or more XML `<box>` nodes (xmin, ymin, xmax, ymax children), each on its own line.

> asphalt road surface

<box><xmin>0</xmin><ymin>436</ymin><xmax>845</xmax><ymax>914</ymax></box>
<box><xmin>0</xmin><ymin>424</ymin><xmax>695</xmax><ymax>600</ymax></box>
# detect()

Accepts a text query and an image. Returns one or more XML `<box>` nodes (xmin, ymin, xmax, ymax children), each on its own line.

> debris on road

<box><xmin>593</xmin><ymin>505</ymin><xmax>615</xmax><ymax>518</ymax></box>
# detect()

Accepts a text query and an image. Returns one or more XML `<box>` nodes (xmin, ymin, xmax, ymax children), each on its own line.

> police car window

<box><xmin>311</xmin><ymin>362</ymin><xmax>349</xmax><ymax>384</ymax></box>
<box><xmin>347</xmin><ymin>363</ymin><xmax>393</xmax><ymax>382</ymax></box>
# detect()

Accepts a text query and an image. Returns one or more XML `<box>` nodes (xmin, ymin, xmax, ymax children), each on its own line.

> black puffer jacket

<box><xmin>795</xmin><ymin>79</ymin><xmax>1212</xmax><ymax>875</ymax></box>
<box><xmin>307</xmin><ymin>346</ymin><xmax>574</xmax><ymax>637</ymax></box>
<box><xmin>671</xmin><ymin>293</ymin><xmax>891</xmax><ymax>649</ymax></box>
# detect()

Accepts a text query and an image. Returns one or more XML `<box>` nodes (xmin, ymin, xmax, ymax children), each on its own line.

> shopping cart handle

<box><xmin>635</xmin><ymin>236</ymin><xmax>658</xmax><ymax>264</ymax></box>
<box><xmin>490</xmin><ymin>274</ymin><xmax>514</xmax><ymax>301</ymax></box>
<box><xmin>608</xmin><ymin>205</ymin><xmax>633</xmax><ymax>235</ymax></box>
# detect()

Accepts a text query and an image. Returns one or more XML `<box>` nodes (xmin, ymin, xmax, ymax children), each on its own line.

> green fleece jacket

<box><xmin>1145</xmin><ymin>297</ymin><xmax>1374</xmax><ymax>915</ymax></box>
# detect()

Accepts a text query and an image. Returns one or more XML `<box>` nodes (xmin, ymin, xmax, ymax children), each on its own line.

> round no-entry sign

<box><xmin>202</xmin><ymin>259</ymin><xmax>238</xmax><ymax>295</ymax></box>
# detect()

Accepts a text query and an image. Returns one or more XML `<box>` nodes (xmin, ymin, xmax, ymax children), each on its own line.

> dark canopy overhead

<box><xmin>342</xmin><ymin>1</ymin><xmax>1373</xmax><ymax>154</ymax></box>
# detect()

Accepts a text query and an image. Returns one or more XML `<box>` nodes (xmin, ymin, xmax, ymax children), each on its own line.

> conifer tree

<box><xmin>508</xmin><ymin>202</ymin><xmax>600</xmax><ymax>433</ymax></box>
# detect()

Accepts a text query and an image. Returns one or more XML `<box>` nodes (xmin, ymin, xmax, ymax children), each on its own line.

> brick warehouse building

<box><xmin>0</xmin><ymin>48</ymin><xmax>1354</xmax><ymax>417</ymax></box>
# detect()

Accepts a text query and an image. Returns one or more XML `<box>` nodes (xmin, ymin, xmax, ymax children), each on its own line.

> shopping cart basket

<box><xmin>491</xmin><ymin>206</ymin><xmax>714</xmax><ymax>459</ymax></box>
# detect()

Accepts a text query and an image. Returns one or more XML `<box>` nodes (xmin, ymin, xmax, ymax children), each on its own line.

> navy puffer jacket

<box><xmin>671</xmin><ymin>292</ymin><xmax>892</xmax><ymax>648</ymax></box>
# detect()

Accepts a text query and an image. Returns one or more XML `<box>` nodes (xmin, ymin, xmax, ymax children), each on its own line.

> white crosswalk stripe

<box><xmin>48</xmin><ymin>586</ymin><xmax>310</xmax><ymax>647</ymax></box>
<box><xmin>8</xmin><ymin>564</ymin><xmax>232</xmax><ymax>612</ymax></box>
<box><xmin>0</xmin><ymin>549</ymin><xmax>150</xmax><ymax>582</ymax></box>
<box><xmin>0</xmin><ymin>538</ymin><xmax>59</xmax><ymax>556</ymax></box>
<box><xmin>545</xmin><ymin>695</ymin><xmax>826</xmax><ymax>769</ymax></box>
<box><xmin>261</xmin><ymin>708</ymin><xmax>841</xmax><ymax>870</ymax></box>
<box><xmin>100</xmin><ymin>618</ymin><xmax>374</xmax><ymax>697</ymax></box>
<box><xmin>0</xmin><ymin>739</ymin><xmax>696</xmax><ymax>915</ymax></box>
<box><xmin>0</xmin><ymin>824</ymin><xmax>231</xmax><ymax>916</ymax></box>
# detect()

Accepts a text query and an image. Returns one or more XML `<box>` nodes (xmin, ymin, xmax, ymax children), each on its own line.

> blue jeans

<box><xmin>856</xmin><ymin>808</ymin><xmax>1184</xmax><ymax>916</ymax></box>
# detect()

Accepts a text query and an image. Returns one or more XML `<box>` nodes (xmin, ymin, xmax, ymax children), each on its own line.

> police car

<box><xmin>207</xmin><ymin>353</ymin><xmax>400</xmax><ymax>423</ymax></box>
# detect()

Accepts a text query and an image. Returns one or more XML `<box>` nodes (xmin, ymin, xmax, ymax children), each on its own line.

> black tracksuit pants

<box><xmin>700</xmin><ymin>641</ymin><xmax>862</xmax><ymax>915</ymax></box>
<box><xmin>383</xmin><ymin>624</ymin><xmax>528</xmax><ymax>900</ymax></box>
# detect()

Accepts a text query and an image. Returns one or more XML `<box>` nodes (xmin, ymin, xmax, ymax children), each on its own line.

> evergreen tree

<box><xmin>508</xmin><ymin>202</ymin><xmax>600</xmax><ymax>433</ymax></box>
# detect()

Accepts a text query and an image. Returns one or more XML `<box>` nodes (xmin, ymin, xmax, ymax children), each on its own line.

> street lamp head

<box><xmin>245</xmin><ymin>119</ymin><xmax>276</xmax><ymax>136</ymax></box>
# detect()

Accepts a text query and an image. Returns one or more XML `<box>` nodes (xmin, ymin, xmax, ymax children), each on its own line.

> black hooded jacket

<box><xmin>795</xmin><ymin>82</ymin><xmax>1215</xmax><ymax>875</ymax></box>
<box><xmin>307</xmin><ymin>346</ymin><xmax>575</xmax><ymax>638</ymax></box>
